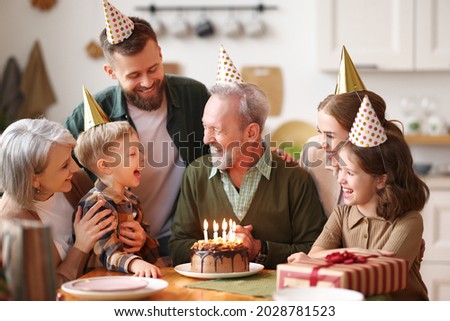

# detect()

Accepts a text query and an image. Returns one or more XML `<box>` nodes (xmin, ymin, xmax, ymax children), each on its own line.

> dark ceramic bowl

<box><xmin>413</xmin><ymin>163</ymin><xmax>432</xmax><ymax>175</ymax></box>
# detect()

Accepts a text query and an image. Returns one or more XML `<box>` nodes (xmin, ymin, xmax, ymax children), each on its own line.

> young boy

<box><xmin>75</xmin><ymin>120</ymin><xmax>161</xmax><ymax>278</ymax></box>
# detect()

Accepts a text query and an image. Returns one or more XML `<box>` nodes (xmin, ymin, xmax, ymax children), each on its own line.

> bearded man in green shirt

<box><xmin>169</xmin><ymin>82</ymin><xmax>327</xmax><ymax>269</ymax></box>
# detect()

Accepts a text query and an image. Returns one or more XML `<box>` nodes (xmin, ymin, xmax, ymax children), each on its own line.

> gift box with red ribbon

<box><xmin>277</xmin><ymin>251</ymin><xmax>409</xmax><ymax>296</ymax></box>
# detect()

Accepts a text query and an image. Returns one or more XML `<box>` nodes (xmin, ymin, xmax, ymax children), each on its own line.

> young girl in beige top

<box><xmin>289</xmin><ymin>95</ymin><xmax>429</xmax><ymax>300</ymax></box>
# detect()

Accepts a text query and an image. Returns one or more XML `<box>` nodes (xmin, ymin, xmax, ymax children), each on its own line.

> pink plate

<box><xmin>72</xmin><ymin>277</ymin><xmax>148</xmax><ymax>292</ymax></box>
<box><xmin>62</xmin><ymin>276</ymin><xmax>168</xmax><ymax>300</ymax></box>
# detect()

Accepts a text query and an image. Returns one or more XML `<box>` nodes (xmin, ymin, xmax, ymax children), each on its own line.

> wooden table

<box><xmin>59</xmin><ymin>266</ymin><xmax>271</xmax><ymax>301</ymax></box>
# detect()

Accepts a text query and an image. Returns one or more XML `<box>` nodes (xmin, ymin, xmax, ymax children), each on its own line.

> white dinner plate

<box><xmin>61</xmin><ymin>276</ymin><xmax>168</xmax><ymax>300</ymax></box>
<box><xmin>273</xmin><ymin>287</ymin><xmax>364</xmax><ymax>301</ymax></box>
<box><xmin>174</xmin><ymin>262</ymin><xmax>264</xmax><ymax>279</ymax></box>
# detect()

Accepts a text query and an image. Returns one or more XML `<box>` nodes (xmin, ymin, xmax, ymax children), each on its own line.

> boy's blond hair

<box><xmin>74</xmin><ymin>121</ymin><xmax>138</xmax><ymax>175</ymax></box>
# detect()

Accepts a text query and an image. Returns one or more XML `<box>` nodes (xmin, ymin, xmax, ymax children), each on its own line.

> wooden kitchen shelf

<box><xmin>405</xmin><ymin>134</ymin><xmax>450</xmax><ymax>145</ymax></box>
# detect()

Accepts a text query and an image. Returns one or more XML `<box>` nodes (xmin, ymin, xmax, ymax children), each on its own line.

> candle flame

<box><xmin>222</xmin><ymin>218</ymin><xmax>227</xmax><ymax>230</ymax></box>
<box><xmin>213</xmin><ymin>220</ymin><xmax>219</xmax><ymax>232</ymax></box>
<box><xmin>203</xmin><ymin>219</ymin><xmax>208</xmax><ymax>230</ymax></box>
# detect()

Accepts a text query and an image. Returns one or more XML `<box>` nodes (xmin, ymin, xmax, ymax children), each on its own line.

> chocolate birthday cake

<box><xmin>190</xmin><ymin>238</ymin><xmax>249</xmax><ymax>273</ymax></box>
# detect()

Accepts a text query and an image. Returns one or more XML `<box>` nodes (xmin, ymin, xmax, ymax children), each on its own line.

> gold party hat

<box><xmin>82</xmin><ymin>86</ymin><xmax>110</xmax><ymax>131</ymax></box>
<box><xmin>216</xmin><ymin>45</ymin><xmax>244</xmax><ymax>84</ymax></box>
<box><xmin>102</xmin><ymin>0</ymin><xmax>134</xmax><ymax>45</ymax></box>
<box><xmin>335</xmin><ymin>46</ymin><xmax>366</xmax><ymax>94</ymax></box>
<box><xmin>349</xmin><ymin>95</ymin><xmax>387</xmax><ymax>147</ymax></box>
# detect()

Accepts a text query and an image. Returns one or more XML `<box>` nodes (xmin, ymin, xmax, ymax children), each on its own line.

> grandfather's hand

<box><xmin>119</xmin><ymin>220</ymin><xmax>146</xmax><ymax>253</ymax></box>
<box><xmin>73</xmin><ymin>200</ymin><xmax>115</xmax><ymax>253</ymax></box>
<box><xmin>234</xmin><ymin>224</ymin><xmax>261</xmax><ymax>261</ymax></box>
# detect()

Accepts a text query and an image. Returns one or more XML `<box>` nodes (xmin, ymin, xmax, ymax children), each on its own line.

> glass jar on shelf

<box><xmin>420</xmin><ymin>96</ymin><xmax>446</xmax><ymax>136</ymax></box>
<box><xmin>400</xmin><ymin>96</ymin><xmax>422</xmax><ymax>135</ymax></box>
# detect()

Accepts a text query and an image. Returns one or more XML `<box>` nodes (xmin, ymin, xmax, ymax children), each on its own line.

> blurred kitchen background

<box><xmin>1</xmin><ymin>0</ymin><xmax>450</xmax><ymax>300</ymax></box>
<box><xmin>2</xmin><ymin>0</ymin><xmax>450</xmax><ymax>165</ymax></box>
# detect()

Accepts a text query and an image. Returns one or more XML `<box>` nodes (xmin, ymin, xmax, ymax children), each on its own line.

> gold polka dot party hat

<box><xmin>349</xmin><ymin>95</ymin><xmax>387</xmax><ymax>147</ymax></box>
<box><xmin>102</xmin><ymin>0</ymin><xmax>134</xmax><ymax>45</ymax></box>
<box><xmin>216</xmin><ymin>45</ymin><xmax>244</xmax><ymax>84</ymax></box>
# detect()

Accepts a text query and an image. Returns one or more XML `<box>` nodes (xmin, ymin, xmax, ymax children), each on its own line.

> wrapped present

<box><xmin>277</xmin><ymin>252</ymin><xmax>408</xmax><ymax>296</ymax></box>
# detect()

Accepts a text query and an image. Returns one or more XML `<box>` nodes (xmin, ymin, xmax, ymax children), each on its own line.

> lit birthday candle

<box><xmin>203</xmin><ymin>219</ymin><xmax>208</xmax><ymax>242</ymax></box>
<box><xmin>213</xmin><ymin>220</ymin><xmax>219</xmax><ymax>241</ymax></box>
<box><xmin>222</xmin><ymin>219</ymin><xmax>228</xmax><ymax>241</ymax></box>
<box><xmin>232</xmin><ymin>221</ymin><xmax>237</xmax><ymax>241</ymax></box>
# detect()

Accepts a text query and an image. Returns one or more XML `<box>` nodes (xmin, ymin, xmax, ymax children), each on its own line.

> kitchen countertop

<box><xmin>422</xmin><ymin>174</ymin><xmax>450</xmax><ymax>189</ymax></box>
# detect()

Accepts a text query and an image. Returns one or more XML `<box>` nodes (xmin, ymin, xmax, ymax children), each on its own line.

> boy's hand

<box><xmin>129</xmin><ymin>259</ymin><xmax>162</xmax><ymax>278</ymax></box>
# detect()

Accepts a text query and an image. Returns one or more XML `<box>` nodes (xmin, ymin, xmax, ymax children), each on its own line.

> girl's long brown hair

<box><xmin>346</xmin><ymin>122</ymin><xmax>430</xmax><ymax>220</ymax></box>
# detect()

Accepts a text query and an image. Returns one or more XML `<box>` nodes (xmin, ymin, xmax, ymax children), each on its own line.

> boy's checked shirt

<box><xmin>78</xmin><ymin>180</ymin><xmax>159</xmax><ymax>273</ymax></box>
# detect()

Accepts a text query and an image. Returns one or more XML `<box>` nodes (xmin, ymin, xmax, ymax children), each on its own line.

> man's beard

<box><xmin>210</xmin><ymin>142</ymin><xmax>240</xmax><ymax>170</ymax></box>
<box><xmin>122</xmin><ymin>78</ymin><xmax>165</xmax><ymax>112</ymax></box>
<box><xmin>211</xmin><ymin>150</ymin><xmax>234</xmax><ymax>170</ymax></box>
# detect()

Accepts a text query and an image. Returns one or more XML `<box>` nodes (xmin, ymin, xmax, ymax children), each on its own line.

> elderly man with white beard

<box><xmin>169</xmin><ymin>82</ymin><xmax>327</xmax><ymax>269</ymax></box>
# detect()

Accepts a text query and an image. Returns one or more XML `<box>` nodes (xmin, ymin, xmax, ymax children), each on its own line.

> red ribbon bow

<box><xmin>325</xmin><ymin>251</ymin><xmax>371</xmax><ymax>264</ymax></box>
<box><xmin>310</xmin><ymin>251</ymin><xmax>376</xmax><ymax>286</ymax></box>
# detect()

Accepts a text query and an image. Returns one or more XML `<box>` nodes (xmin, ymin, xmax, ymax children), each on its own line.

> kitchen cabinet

<box><xmin>421</xmin><ymin>176</ymin><xmax>450</xmax><ymax>300</ymax></box>
<box><xmin>317</xmin><ymin>0</ymin><xmax>450</xmax><ymax>71</ymax></box>
<box><xmin>416</xmin><ymin>0</ymin><xmax>450</xmax><ymax>70</ymax></box>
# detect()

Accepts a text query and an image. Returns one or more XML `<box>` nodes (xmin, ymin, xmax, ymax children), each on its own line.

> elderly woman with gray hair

<box><xmin>0</xmin><ymin>118</ymin><xmax>145</xmax><ymax>287</ymax></box>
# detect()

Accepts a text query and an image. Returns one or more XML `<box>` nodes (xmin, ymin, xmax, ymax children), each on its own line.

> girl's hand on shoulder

<box><xmin>271</xmin><ymin>147</ymin><xmax>299</xmax><ymax>165</ymax></box>
<box><xmin>73</xmin><ymin>200</ymin><xmax>114</xmax><ymax>253</ymax></box>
